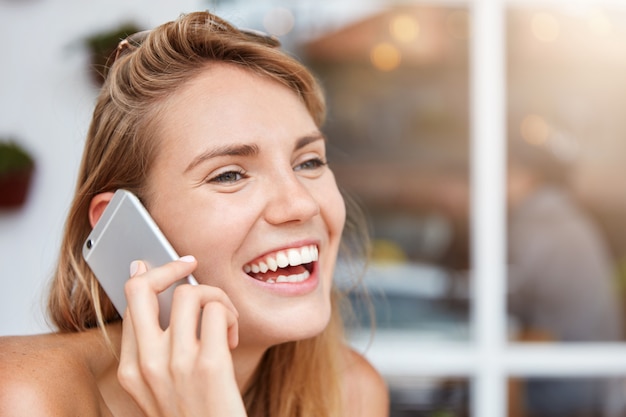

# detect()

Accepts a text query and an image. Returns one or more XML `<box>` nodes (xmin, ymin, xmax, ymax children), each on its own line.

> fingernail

<box><xmin>179</xmin><ymin>255</ymin><xmax>196</xmax><ymax>263</ymax></box>
<box><xmin>129</xmin><ymin>260</ymin><xmax>140</xmax><ymax>277</ymax></box>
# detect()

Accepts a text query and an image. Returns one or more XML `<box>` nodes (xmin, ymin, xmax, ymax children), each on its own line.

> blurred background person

<box><xmin>507</xmin><ymin>131</ymin><xmax>624</xmax><ymax>417</ymax></box>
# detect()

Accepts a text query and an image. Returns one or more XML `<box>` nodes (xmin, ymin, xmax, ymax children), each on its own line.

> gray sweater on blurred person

<box><xmin>508</xmin><ymin>185</ymin><xmax>623</xmax><ymax>342</ymax></box>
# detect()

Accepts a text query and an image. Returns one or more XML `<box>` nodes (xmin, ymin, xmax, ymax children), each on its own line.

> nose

<box><xmin>263</xmin><ymin>170</ymin><xmax>320</xmax><ymax>225</ymax></box>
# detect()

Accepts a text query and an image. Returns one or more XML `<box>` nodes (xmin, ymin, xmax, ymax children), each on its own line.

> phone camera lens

<box><xmin>86</xmin><ymin>239</ymin><xmax>93</xmax><ymax>249</ymax></box>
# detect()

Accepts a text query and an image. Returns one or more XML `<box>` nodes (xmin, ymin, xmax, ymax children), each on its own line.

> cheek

<box><xmin>321</xmin><ymin>178</ymin><xmax>347</xmax><ymax>239</ymax></box>
<box><xmin>331</xmin><ymin>195</ymin><xmax>346</xmax><ymax>240</ymax></box>
<box><xmin>150</xmin><ymin>199</ymin><xmax>249</xmax><ymax>279</ymax></box>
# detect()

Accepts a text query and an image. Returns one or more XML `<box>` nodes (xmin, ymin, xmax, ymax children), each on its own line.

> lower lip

<box><xmin>245</xmin><ymin>262</ymin><xmax>320</xmax><ymax>296</ymax></box>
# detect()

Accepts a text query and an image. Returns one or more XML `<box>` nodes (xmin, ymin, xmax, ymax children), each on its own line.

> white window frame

<box><xmin>370</xmin><ymin>0</ymin><xmax>626</xmax><ymax>416</ymax></box>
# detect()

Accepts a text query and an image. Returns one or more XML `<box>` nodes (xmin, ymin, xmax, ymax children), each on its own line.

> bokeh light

<box><xmin>390</xmin><ymin>14</ymin><xmax>419</xmax><ymax>43</ymax></box>
<box><xmin>370</xmin><ymin>42</ymin><xmax>401</xmax><ymax>71</ymax></box>
<box><xmin>263</xmin><ymin>7</ymin><xmax>295</xmax><ymax>37</ymax></box>
<box><xmin>531</xmin><ymin>12</ymin><xmax>560</xmax><ymax>42</ymax></box>
<box><xmin>520</xmin><ymin>114</ymin><xmax>551</xmax><ymax>146</ymax></box>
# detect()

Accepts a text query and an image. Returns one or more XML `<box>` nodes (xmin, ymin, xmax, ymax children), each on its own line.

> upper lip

<box><xmin>243</xmin><ymin>243</ymin><xmax>319</xmax><ymax>274</ymax></box>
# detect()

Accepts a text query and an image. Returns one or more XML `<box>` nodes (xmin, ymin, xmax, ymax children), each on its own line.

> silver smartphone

<box><xmin>83</xmin><ymin>189</ymin><xmax>198</xmax><ymax>329</ymax></box>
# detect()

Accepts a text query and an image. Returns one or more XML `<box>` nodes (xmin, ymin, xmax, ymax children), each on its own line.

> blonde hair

<box><xmin>47</xmin><ymin>10</ymin><xmax>360</xmax><ymax>417</ymax></box>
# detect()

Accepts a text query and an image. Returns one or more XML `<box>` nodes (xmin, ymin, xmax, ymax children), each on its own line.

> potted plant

<box><xmin>84</xmin><ymin>22</ymin><xmax>142</xmax><ymax>85</ymax></box>
<box><xmin>0</xmin><ymin>139</ymin><xmax>35</xmax><ymax>208</ymax></box>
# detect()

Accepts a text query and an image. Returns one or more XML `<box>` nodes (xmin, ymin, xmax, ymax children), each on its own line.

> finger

<box><xmin>168</xmin><ymin>285</ymin><xmax>202</xmax><ymax>360</ymax></box>
<box><xmin>132</xmin><ymin>255</ymin><xmax>198</xmax><ymax>293</ymax></box>
<box><xmin>199</xmin><ymin>302</ymin><xmax>240</xmax><ymax>356</ymax></box>
<box><xmin>169</xmin><ymin>285</ymin><xmax>239</xmax><ymax>354</ymax></box>
<box><xmin>124</xmin><ymin>260</ymin><xmax>162</xmax><ymax>342</ymax></box>
<box><xmin>118</xmin><ymin>309</ymin><xmax>162</xmax><ymax>417</ymax></box>
<box><xmin>123</xmin><ymin>258</ymin><xmax>195</xmax><ymax>404</ymax></box>
<box><xmin>125</xmin><ymin>257</ymin><xmax>198</xmax><ymax>341</ymax></box>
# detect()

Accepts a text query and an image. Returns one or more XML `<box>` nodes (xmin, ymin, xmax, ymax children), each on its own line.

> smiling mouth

<box><xmin>243</xmin><ymin>245</ymin><xmax>318</xmax><ymax>284</ymax></box>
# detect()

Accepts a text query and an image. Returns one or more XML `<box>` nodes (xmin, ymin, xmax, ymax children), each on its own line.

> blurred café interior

<box><xmin>4</xmin><ymin>0</ymin><xmax>626</xmax><ymax>415</ymax></box>
<box><xmin>232</xmin><ymin>2</ymin><xmax>626</xmax><ymax>416</ymax></box>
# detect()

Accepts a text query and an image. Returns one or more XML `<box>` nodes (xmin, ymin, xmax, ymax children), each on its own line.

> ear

<box><xmin>88</xmin><ymin>192</ymin><xmax>115</xmax><ymax>228</ymax></box>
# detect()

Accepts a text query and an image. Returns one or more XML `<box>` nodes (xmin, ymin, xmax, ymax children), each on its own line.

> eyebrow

<box><xmin>185</xmin><ymin>143</ymin><xmax>259</xmax><ymax>173</ymax></box>
<box><xmin>184</xmin><ymin>131</ymin><xmax>326</xmax><ymax>174</ymax></box>
<box><xmin>294</xmin><ymin>131</ymin><xmax>326</xmax><ymax>151</ymax></box>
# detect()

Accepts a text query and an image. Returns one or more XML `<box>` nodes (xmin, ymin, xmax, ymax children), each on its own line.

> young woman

<box><xmin>0</xmin><ymin>10</ymin><xmax>388</xmax><ymax>417</ymax></box>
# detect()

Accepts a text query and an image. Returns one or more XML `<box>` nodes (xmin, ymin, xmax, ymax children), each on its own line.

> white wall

<box><xmin>0</xmin><ymin>0</ymin><xmax>207</xmax><ymax>335</ymax></box>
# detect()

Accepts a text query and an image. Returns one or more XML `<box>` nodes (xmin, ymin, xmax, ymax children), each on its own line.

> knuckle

<box><xmin>203</xmin><ymin>285</ymin><xmax>229</xmax><ymax>303</ymax></box>
<box><xmin>204</xmin><ymin>300</ymin><xmax>228</xmax><ymax>316</ymax></box>
<box><xmin>117</xmin><ymin>364</ymin><xmax>141</xmax><ymax>389</ymax></box>
<box><xmin>208</xmin><ymin>285</ymin><xmax>227</xmax><ymax>298</ymax></box>
<box><xmin>172</xmin><ymin>283</ymin><xmax>232</xmax><ymax>307</ymax></box>
<box><xmin>168</xmin><ymin>355</ymin><xmax>191</xmax><ymax>375</ymax></box>
<box><xmin>204</xmin><ymin>302</ymin><xmax>227</xmax><ymax>318</ymax></box>
<box><xmin>138</xmin><ymin>358</ymin><xmax>165</xmax><ymax>381</ymax></box>
<box><xmin>173</xmin><ymin>283</ymin><xmax>194</xmax><ymax>299</ymax></box>
<box><xmin>124</xmin><ymin>277</ymin><xmax>145</xmax><ymax>298</ymax></box>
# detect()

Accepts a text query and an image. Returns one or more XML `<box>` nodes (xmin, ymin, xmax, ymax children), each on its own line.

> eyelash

<box><xmin>208</xmin><ymin>169</ymin><xmax>247</xmax><ymax>184</ymax></box>
<box><xmin>295</xmin><ymin>157</ymin><xmax>327</xmax><ymax>171</ymax></box>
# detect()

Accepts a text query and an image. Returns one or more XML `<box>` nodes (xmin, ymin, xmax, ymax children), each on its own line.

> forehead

<box><xmin>148</xmin><ymin>63</ymin><xmax>317</xmax><ymax>160</ymax></box>
<box><xmin>163</xmin><ymin>64</ymin><xmax>309</xmax><ymax>130</ymax></box>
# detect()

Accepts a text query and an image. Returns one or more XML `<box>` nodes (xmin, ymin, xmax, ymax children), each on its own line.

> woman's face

<box><xmin>145</xmin><ymin>64</ymin><xmax>345</xmax><ymax>349</ymax></box>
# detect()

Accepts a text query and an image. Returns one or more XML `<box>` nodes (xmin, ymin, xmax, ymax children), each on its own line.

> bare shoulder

<box><xmin>0</xmin><ymin>330</ymin><xmax>112</xmax><ymax>416</ymax></box>
<box><xmin>340</xmin><ymin>346</ymin><xmax>389</xmax><ymax>417</ymax></box>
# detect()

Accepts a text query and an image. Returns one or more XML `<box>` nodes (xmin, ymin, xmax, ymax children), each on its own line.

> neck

<box><xmin>82</xmin><ymin>322</ymin><xmax>123</xmax><ymax>377</ymax></box>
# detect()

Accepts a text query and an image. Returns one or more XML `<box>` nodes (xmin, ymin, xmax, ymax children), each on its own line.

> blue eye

<box><xmin>295</xmin><ymin>158</ymin><xmax>327</xmax><ymax>171</ymax></box>
<box><xmin>208</xmin><ymin>170</ymin><xmax>246</xmax><ymax>184</ymax></box>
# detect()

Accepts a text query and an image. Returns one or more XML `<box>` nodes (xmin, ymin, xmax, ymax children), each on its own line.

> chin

<box><xmin>240</xmin><ymin>302</ymin><xmax>332</xmax><ymax>348</ymax></box>
<box><xmin>286</xmin><ymin>309</ymin><xmax>331</xmax><ymax>341</ymax></box>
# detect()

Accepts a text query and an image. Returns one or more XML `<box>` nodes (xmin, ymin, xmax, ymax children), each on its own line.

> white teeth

<box><xmin>287</xmin><ymin>248</ymin><xmax>302</xmax><ymax>265</ymax></box>
<box><xmin>274</xmin><ymin>270</ymin><xmax>310</xmax><ymax>284</ymax></box>
<box><xmin>267</xmin><ymin>257</ymin><xmax>278</xmax><ymax>272</ymax></box>
<box><xmin>276</xmin><ymin>252</ymin><xmax>289</xmax><ymax>268</ymax></box>
<box><xmin>301</xmin><ymin>246</ymin><xmax>312</xmax><ymax>263</ymax></box>
<box><xmin>244</xmin><ymin>245</ymin><xmax>318</xmax><ymax>279</ymax></box>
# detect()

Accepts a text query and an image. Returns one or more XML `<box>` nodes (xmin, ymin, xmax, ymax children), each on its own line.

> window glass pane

<box><xmin>301</xmin><ymin>3</ymin><xmax>472</xmax><ymax>345</ymax></box>
<box><xmin>506</xmin><ymin>6</ymin><xmax>626</xmax><ymax>344</ymax></box>
<box><xmin>390</xmin><ymin>376</ymin><xmax>470</xmax><ymax>417</ymax></box>
<box><xmin>508</xmin><ymin>376</ymin><xmax>626</xmax><ymax>417</ymax></box>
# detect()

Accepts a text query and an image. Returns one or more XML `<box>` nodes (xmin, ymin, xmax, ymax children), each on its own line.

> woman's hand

<box><xmin>117</xmin><ymin>256</ymin><xmax>246</xmax><ymax>417</ymax></box>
